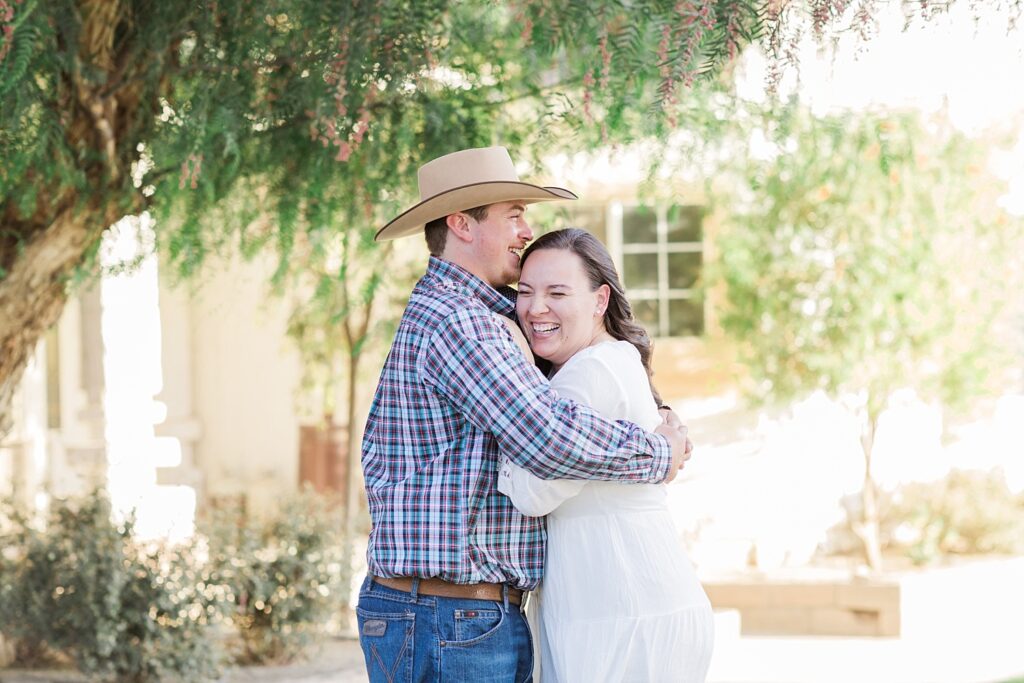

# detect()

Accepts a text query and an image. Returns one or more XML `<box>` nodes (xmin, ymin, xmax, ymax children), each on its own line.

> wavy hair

<box><xmin>520</xmin><ymin>228</ymin><xmax>663</xmax><ymax>404</ymax></box>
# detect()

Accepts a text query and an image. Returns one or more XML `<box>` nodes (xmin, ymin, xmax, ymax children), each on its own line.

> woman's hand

<box><xmin>499</xmin><ymin>315</ymin><xmax>533</xmax><ymax>359</ymax></box>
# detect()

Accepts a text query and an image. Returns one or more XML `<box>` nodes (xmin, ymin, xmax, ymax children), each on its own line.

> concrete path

<box><xmin>3</xmin><ymin>632</ymin><xmax>1022</xmax><ymax>683</ymax></box>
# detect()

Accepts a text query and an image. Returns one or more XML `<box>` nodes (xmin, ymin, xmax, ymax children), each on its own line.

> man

<box><xmin>357</xmin><ymin>146</ymin><xmax>691</xmax><ymax>682</ymax></box>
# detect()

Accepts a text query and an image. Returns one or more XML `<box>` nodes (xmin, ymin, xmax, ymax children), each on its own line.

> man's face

<box><xmin>467</xmin><ymin>201</ymin><xmax>534</xmax><ymax>287</ymax></box>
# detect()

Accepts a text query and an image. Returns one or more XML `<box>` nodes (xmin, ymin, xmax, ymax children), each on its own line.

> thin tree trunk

<box><xmin>855</xmin><ymin>408</ymin><xmax>883</xmax><ymax>571</ymax></box>
<box><xmin>344</xmin><ymin>350</ymin><xmax>362</xmax><ymax>544</ymax></box>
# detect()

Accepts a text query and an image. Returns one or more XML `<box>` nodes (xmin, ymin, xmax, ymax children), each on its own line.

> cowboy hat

<box><xmin>375</xmin><ymin>146</ymin><xmax>577</xmax><ymax>242</ymax></box>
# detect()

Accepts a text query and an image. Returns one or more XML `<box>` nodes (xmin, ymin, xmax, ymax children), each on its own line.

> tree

<box><xmin>0</xmin><ymin>0</ymin><xmax>764</xmax><ymax>433</ymax></box>
<box><xmin>709</xmin><ymin>103</ymin><xmax>1024</xmax><ymax>570</ymax></box>
<box><xmin>5</xmin><ymin>0</ymin><xmax>1023</xmax><ymax>432</ymax></box>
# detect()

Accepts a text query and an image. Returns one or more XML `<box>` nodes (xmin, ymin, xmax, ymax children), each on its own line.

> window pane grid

<box><xmin>621</xmin><ymin>243</ymin><xmax>702</xmax><ymax>253</ymax></box>
<box><xmin>662</xmin><ymin>243</ymin><xmax>702</xmax><ymax>253</ymax></box>
<box><xmin>616</xmin><ymin>202</ymin><xmax>704</xmax><ymax>338</ymax></box>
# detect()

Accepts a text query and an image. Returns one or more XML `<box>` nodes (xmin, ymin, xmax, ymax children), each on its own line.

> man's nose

<box><xmin>519</xmin><ymin>219</ymin><xmax>534</xmax><ymax>242</ymax></box>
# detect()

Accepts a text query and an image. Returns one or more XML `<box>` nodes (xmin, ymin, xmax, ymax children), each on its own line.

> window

<box><xmin>551</xmin><ymin>202</ymin><xmax>705</xmax><ymax>338</ymax></box>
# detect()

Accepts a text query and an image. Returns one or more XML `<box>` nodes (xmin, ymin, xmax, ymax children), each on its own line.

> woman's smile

<box><xmin>517</xmin><ymin>248</ymin><xmax>610</xmax><ymax>372</ymax></box>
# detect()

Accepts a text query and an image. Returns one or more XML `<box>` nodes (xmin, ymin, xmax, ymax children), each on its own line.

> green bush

<box><xmin>201</xmin><ymin>488</ymin><xmax>349</xmax><ymax>665</ymax></box>
<box><xmin>885</xmin><ymin>469</ymin><xmax>1024</xmax><ymax>565</ymax></box>
<box><xmin>0</xmin><ymin>487</ymin><xmax>350</xmax><ymax>675</ymax></box>
<box><xmin>0</xmin><ymin>502</ymin><xmax>64</xmax><ymax>667</ymax></box>
<box><xmin>0</xmin><ymin>492</ymin><xmax>222</xmax><ymax>681</ymax></box>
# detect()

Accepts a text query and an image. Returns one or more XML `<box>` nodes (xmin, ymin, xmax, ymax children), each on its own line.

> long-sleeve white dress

<box><xmin>498</xmin><ymin>340</ymin><xmax>714</xmax><ymax>683</ymax></box>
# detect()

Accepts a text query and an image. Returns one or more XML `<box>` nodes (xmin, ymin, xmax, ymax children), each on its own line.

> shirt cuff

<box><xmin>648</xmin><ymin>433</ymin><xmax>673</xmax><ymax>483</ymax></box>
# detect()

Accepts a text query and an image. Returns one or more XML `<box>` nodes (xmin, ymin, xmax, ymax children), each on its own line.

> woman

<box><xmin>497</xmin><ymin>228</ymin><xmax>714</xmax><ymax>682</ymax></box>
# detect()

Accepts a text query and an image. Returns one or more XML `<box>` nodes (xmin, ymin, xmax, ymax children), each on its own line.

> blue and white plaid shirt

<box><xmin>361</xmin><ymin>256</ymin><xmax>671</xmax><ymax>590</ymax></box>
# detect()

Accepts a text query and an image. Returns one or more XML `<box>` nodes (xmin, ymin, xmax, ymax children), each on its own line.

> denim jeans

<box><xmin>356</xmin><ymin>575</ymin><xmax>534</xmax><ymax>683</ymax></box>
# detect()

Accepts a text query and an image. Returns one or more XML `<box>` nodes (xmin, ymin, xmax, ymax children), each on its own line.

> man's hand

<box><xmin>654</xmin><ymin>421</ymin><xmax>691</xmax><ymax>484</ymax></box>
<box><xmin>659</xmin><ymin>406</ymin><xmax>694</xmax><ymax>463</ymax></box>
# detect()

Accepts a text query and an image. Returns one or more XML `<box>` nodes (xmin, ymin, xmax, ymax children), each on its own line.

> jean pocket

<box><xmin>447</xmin><ymin>604</ymin><xmax>504</xmax><ymax>647</ymax></box>
<box><xmin>357</xmin><ymin>607</ymin><xmax>415</xmax><ymax>683</ymax></box>
<box><xmin>441</xmin><ymin>605</ymin><xmax>529</xmax><ymax>681</ymax></box>
<box><xmin>453</xmin><ymin>607</ymin><xmax>503</xmax><ymax>643</ymax></box>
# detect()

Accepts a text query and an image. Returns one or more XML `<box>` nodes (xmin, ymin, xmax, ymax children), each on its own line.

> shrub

<box><xmin>0</xmin><ymin>501</ymin><xmax>65</xmax><ymax>667</ymax></box>
<box><xmin>885</xmin><ymin>469</ymin><xmax>1024</xmax><ymax>565</ymax></box>
<box><xmin>0</xmin><ymin>492</ymin><xmax>222</xmax><ymax>682</ymax></box>
<box><xmin>200</xmin><ymin>488</ymin><xmax>349</xmax><ymax>664</ymax></box>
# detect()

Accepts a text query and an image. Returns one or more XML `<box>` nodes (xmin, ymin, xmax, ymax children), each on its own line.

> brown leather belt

<box><xmin>371</xmin><ymin>575</ymin><xmax>523</xmax><ymax>606</ymax></box>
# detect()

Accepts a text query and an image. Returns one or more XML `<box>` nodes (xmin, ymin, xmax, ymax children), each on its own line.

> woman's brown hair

<box><xmin>520</xmin><ymin>228</ymin><xmax>663</xmax><ymax>404</ymax></box>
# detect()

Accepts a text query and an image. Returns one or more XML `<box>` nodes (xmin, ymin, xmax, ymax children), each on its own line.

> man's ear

<box><xmin>446</xmin><ymin>212</ymin><xmax>474</xmax><ymax>244</ymax></box>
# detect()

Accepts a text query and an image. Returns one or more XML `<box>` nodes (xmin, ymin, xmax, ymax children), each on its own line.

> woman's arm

<box><xmin>494</xmin><ymin>335</ymin><xmax>628</xmax><ymax>516</ymax></box>
<box><xmin>498</xmin><ymin>457</ymin><xmax>585</xmax><ymax>516</ymax></box>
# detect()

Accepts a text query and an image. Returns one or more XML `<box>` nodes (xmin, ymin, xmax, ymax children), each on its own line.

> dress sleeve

<box><xmin>497</xmin><ymin>456</ymin><xmax>585</xmax><ymax>517</ymax></box>
<box><xmin>421</xmin><ymin>308</ymin><xmax>671</xmax><ymax>483</ymax></box>
<box><xmin>496</xmin><ymin>353</ymin><xmax>629</xmax><ymax>516</ymax></box>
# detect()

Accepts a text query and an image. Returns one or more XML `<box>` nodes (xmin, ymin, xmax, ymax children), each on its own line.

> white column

<box><xmin>47</xmin><ymin>286</ymin><xmax>108</xmax><ymax>498</ymax></box>
<box><xmin>154</xmin><ymin>268</ymin><xmax>204</xmax><ymax>495</ymax></box>
<box><xmin>0</xmin><ymin>344</ymin><xmax>50</xmax><ymax>511</ymax></box>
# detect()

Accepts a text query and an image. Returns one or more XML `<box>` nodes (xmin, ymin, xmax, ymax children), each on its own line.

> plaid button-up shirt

<box><xmin>362</xmin><ymin>256</ymin><xmax>671</xmax><ymax>590</ymax></box>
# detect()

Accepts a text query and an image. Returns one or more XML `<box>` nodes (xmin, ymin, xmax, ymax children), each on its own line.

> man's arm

<box><xmin>422</xmin><ymin>307</ymin><xmax>674</xmax><ymax>482</ymax></box>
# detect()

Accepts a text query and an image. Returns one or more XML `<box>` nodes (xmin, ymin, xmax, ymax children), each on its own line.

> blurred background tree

<box><xmin>709</xmin><ymin>103</ymin><xmax>1024</xmax><ymax>570</ymax></box>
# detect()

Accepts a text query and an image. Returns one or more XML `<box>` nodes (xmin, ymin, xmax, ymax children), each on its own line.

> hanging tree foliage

<box><xmin>0</xmin><ymin>0</ymin><xmax>765</xmax><ymax>432</ymax></box>
<box><xmin>1</xmin><ymin>0</ymin><xmax>1022</xmax><ymax>433</ymax></box>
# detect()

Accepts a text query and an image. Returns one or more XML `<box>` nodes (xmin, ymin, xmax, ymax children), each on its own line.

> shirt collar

<box><xmin>423</xmin><ymin>256</ymin><xmax>515</xmax><ymax>317</ymax></box>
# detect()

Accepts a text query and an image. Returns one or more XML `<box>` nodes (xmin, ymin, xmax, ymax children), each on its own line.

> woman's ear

<box><xmin>446</xmin><ymin>212</ymin><xmax>474</xmax><ymax>244</ymax></box>
<box><xmin>595</xmin><ymin>284</ymin><xmax>611</xmax><ymax>316</ymax></box>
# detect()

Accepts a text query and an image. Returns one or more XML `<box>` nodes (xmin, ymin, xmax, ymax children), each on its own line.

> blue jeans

<box><xmin>356</xmin><ymin>575</ymin><xmax>534</xmax><ymax>683</ymax></box>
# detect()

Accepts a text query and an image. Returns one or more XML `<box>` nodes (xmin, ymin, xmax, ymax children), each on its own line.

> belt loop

<box><xmin>502</xmin><ymin>584</ymin><xmax>510</xmax><ymax>613</ymax></box>
<box><xmin>410</xmin><ymin>578</ymin><xmax>420</xmax><ymax>601</ymax></box>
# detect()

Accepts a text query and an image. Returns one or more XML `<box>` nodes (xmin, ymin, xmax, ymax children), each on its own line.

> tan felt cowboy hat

<box><xmin>375</xmin><ymin>146</ymin><xmax>578</xmax><ymax>242</ymax></box>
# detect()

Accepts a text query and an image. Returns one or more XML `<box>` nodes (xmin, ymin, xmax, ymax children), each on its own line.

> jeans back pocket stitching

<box><xmin>369</xmin><ymin>622</ymin><xmax>413</xmax><ymax>683</ymax></box>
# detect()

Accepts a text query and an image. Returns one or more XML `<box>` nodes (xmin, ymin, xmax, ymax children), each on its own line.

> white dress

<box><xmin>498</xmin><ymin>340</ymin><xmax>714</xmax><ymax>683</ymax></box>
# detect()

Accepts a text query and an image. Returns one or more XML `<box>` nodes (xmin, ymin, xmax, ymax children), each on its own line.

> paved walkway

<box><xmin>3</xmin><ymin>632</ymin><xmax>1023</xmax><ymax>682</ymax></box>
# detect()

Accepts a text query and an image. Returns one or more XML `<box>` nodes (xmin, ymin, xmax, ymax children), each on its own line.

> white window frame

<box><xmin>606</xmin><ymin>201</ymin><xmax>704</xmax><ymax>338</ymax></box>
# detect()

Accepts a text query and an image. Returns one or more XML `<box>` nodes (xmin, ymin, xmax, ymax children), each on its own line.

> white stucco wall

<box><xmin>184</xmin><ymin>254</ymin><xmax>304</xmax><ymax>513</ymax></box>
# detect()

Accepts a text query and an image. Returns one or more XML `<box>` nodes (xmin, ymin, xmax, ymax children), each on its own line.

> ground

<box><xmin>2</xmin><ymin>629</ymin><xmax>1023</xmax><ymax>682</ymax></box>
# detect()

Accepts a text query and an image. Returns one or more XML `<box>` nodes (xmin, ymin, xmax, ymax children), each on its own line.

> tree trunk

<box><xmin>0</xmin><ymin>0</ymin><xmax>150</xmax><ymax>437</ymax></box>
<box><xmin>344</xmin><ymin>351</ymin><xmax>361</xmax><ymax>543</ymax></box>
<box><xmin>854</xmin><ymin>408</ymin><xmax>883</xmax><ymax>571</ymax></box>
<box><xmin>0</xmin><ymin>202</ymin><xmax>119</xmax><ymax>436</ymax></box>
